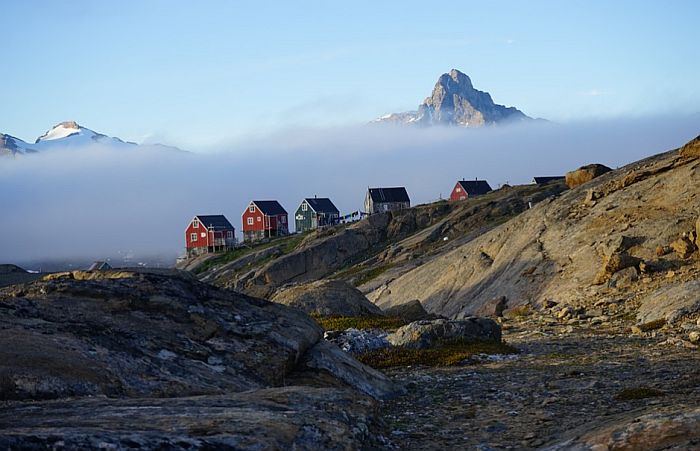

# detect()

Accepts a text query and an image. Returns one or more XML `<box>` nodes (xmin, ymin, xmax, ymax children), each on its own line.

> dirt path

<box><xmin>380</xmin><ymin>320</ymin><xmax>700</xmax><ymax>449</ymax></box>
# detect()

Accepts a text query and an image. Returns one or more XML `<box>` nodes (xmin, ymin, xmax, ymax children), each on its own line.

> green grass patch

<box><xmin>313</xmin><ymin>314</ymin><xmax>408</xmax><ymax>331</ymax></box>
<box><xmin>615</xmin><ymin>386</ymin><xmax>665</xmax><ymax>401</ymax></box>
<box><xmin>356</xmin><ymin>339</ymin><xmax>518</xmax><ymax>369</ymax></box>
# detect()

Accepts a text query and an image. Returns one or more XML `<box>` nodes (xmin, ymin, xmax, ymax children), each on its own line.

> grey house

<box><xmin>364</xmin><ymin>187</ymin><xmax>410</xmax><ymax>214</ymax></box>
<box><xmin>294</xmin><ymin>197</ymin><xmax>340</xmax><ymax>233</ymax></box>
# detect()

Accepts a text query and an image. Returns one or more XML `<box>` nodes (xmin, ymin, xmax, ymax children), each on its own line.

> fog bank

<box><xmin>1</xmin><ymin>116</ymin><xmax>697</xmax><ymax>268</ymax></box>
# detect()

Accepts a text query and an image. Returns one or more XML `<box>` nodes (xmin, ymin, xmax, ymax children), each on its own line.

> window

<box><xmin>227</xmin><ymin>231</ymin><xmax>233</xmax><ymax>239</ymax></box>
<box><xmin>190</xmin><ymin>233</ymin><xmax>197</xmax><ymax>242</ymax></box>
<box><xmin>301</xmin><ymin>203</ymin><xmax>307</xmax><ymax>211</ymax></box>
<box><xmin>280</xmin><ymin>216</ymin><xmax>286</xmax><ymax>224</ymax></box>
<box><xmin>201</xmin><ymin>232</ymin><xmax>206</xmax><ymax>238</ymax></box>
<box><xmin>456</xmin><ymin>187</ymin><xmax>461</xmax><ymax>192</ymax></box>
<box><xmin>257</xmin><ymin>216</ymin><xmax>261</xmax><ymax>222</ymax></box>
<box><xmin>247</xmin><ymin>217</ymin><xmax>254</xmax><ymax>225</ymax></box>
<box><xmin>193</xmin><ymin>219</ymin><xmax>199</xmax><ymax>228</ymax></box>
<box><xmin>249</xmin><ymin>205</ymin><xmax>255</xmax><ymax>213</ymax></box>
<box><xmin>383</xmin><ymin>204</ymin><xmax>389</xmax><ymax>211</ymax></box>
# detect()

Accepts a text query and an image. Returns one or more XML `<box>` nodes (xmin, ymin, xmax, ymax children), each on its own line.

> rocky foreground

<box><xmin>0</xmin><ymin>270</ymin><xmax>397</xmax><ymax>449</ymax></box>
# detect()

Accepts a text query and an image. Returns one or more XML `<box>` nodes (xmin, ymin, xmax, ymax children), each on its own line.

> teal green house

<box><xmin>294</xmin><ymin>197</ymin><xmax>340</xmax><ymax>233</ymax></box>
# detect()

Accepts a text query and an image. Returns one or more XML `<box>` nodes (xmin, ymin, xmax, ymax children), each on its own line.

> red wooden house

<box><xmin>449</xmin><ymin>179</ymin><xmax>493</xmax><ymax>202</ymax></box>
<box><xmin>242</xmin><ymin>200</ymin><xmax>289</xmax><ymax>242</ymax></box>
<box><xmin>185</xmin><ymin>215</ymin><xmax>236</xmax><ymax>257</ymax></box>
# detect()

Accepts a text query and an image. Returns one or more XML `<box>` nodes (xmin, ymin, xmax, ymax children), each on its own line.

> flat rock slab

<box><xmin>637</xmin><ymin>279</ymin><xmax>700</xmax><ymax>324</ymax></box>
<box><xmin>0</xmin><ymin>387</ymin><xmax>379</xmax><ymax>450</ymax></box>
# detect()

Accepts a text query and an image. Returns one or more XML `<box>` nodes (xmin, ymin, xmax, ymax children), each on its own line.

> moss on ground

<box><xmin>356</xmin><ymin>339</ymin><xmax>518</xmax><ymax>369</ymax></box>
<box><xmin>615</xmin><ymin>386</ymin><xmax>665</xmax><ymax>401</ymax></box>
<box><xmin>313</xmin><ymin>315</ymin><xmax>408</xmax><ymax>331</ymax></box>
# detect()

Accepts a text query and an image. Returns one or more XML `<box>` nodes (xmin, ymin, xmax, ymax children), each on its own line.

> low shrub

<box><xmin>313</xmin><ymin>315</ymin><xmax>408</xmax><ymax>332</ymax></box>
<box><xmin>356</xmin><ymin>339</ymin><xmax>518</xmax><ymax>369</ymax></box>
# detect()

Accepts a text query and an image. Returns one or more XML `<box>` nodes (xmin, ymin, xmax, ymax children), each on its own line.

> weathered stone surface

<box><xmin>300</xmin><ymin>340</ymin><xmax>399</xmax><ymax>400</ymax></box>
<box><xmin>382</xmin><ymin>299</ymin><xmax>431</xmax><ymax>322</ymax></box>
<box><xmin>0</xmin><ymin>387</ymin><xmax>380</xmax><ymax>450</ymax></box>
<box><xmin>565</xmin><ymin>164</ymin><xmax>612</xmax><ymax>189</ymax></box>
<box><xmin>637</xmin><ymin>280</ymin><xmax>700</xmax><ymax>324</ymax></box>
<box><xmin>325</xmin><ymin>328</ymin><xmax>392</xmax><ymax>354</ymax></box>
<box><xmin>544</xmin><ymin>407</ymin><xmax>700</xmax><ymax>451</ymax></box>
<box><xmin>0</xmin><ymin>270</ymin><xmax>392</xmax><ymax>447</ymax></box>
<box><xmin>593</xmin><ymin>252</ymin><xmax>641</xmax><ymax>285</ymax></box>
<box><xmin>271</xmin><ymin>279</ymin><xmax>382</xmax><ymax>317</ymax></box>
<box><xmin>679</xmin><ymin>134</ymin><xmax>700</xmax><ymax>158</ymax></box>
<box><xmin>387</xmin><ymin>318</ymin><xmax>501</xmax><ymax>349</ymax></box>
<box><xmin>670</xmin><ymin>236</ymin><xmax>697</xmax><ymax>259</ymax></box>
<box><xmin>607</xmin><ymin>266</ymin><xmax>638</xmax><ymax>288</ymax></box>
<box><xmin>477</xmin><ymin>295</ymin><xmax>509</xmax><ymax>317</ymax></box>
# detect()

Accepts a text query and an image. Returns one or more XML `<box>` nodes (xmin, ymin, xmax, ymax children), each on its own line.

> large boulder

<box><xmin>593</xmin><ymin>251</ymin><xmax>641</xmax><ymax>285</ymax></box>
<box><xmin>382</xmin><ymin>299</ymin><xmax>432</xmax><ymax>322</ymax></box>
<box><xmin>387</xmin><ymin>318</ymin><xmax>501</xmax><ymax>349</ymax></box>
<box><xmin>679</xmin><ymin>134</ymin><xmax>700</xmax><ymax>158</ymax></box>
<box><xmin>565</xmin><ymin>163</ymin><xmax>612</xmax><ymax>189</ymax></box>
<box><xmin>271</xmin><ymin>280</ymin><xmax>383</xmax><ymax>317</ymax></box>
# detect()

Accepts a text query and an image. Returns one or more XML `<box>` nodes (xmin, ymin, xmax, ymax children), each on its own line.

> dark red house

<box><xmin>185</xmin><ymin>215</ymin><xmax>236</xmax><ymax>257</ymax></box>
<box><xmin>449</xmin><ymin>179</ymin><xmax>493</xmax><ymax>202</ymax></box>
<box><xmin>242</xmin><ymin>200</ymin><xmax>289</xmax><ymax>242</ymax></box>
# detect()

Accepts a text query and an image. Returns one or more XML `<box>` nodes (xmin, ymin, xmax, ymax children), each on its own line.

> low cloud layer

<box><xmin>1</xmin><ymin>116</ymin><xmax>697</xmax><ymax>268</ymax></box>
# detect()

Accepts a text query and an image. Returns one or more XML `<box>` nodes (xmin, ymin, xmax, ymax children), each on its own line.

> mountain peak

<box><xmin>36</xmin><ymin>121</ymin><xmax>83</xmax><ymax>143</ymax></box>
<box><xmin>376</xmin><ymin>69</ymin><xmax>531</xmax><ymax>127</ymax></box>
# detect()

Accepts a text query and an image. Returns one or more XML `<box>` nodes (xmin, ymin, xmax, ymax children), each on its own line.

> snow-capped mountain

<box><xmin>375</xmin><ymin>69</ymin><xmax>532</xmax><ymax>127</ymax></box>
<box><xmin>0</xmin><ymin>121</ymin><xmax>183</xmax><ymax>157</ymax></box>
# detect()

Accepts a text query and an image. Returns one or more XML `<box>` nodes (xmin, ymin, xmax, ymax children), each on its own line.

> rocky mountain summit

<box><xmin>376</xmin><ymin>69</ymin><xmax>532</xmax><ymax>127</ymax></box>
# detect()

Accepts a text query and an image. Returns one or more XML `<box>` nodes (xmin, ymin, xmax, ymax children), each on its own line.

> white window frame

<box><xmin>280</xmin><ymin>216</ymin><xmax>286</xmax><ymax>224</ymax></box>
<box><xmin>249</xmin><ymin>205</ymin><xmax>255</xmax><ymax>213</ymax></box>
<box><xmin>200</xmin><ymin>232</ymin><xmax>206</xmax><ymax>238</ymax></box>
<box><xmin>247</xmin><ymin>217</ymin><xmax>254</xmax><ymax>225</ymax></box>
<box><xmin>455</xmin><ymin>187</ymin><xmax>461</xmax><ymax>192</ymax></box>
<box><xmin>190</xmin><ymin>233</ymin><xmax>197</xmax><ymax>242</ymax></box>
<box><xmin>257</xmin><ymin>216</ymin><xmax>261</xmax><ymax>222</ymax></box>
<box><xmin>193</xmin><ymin>219</ymin><xmax>199</xmax><ymax>228</ymax></box>
<box><xmin>227</xmin><ymin>231</ymin><xmax>233</xmax><ymax>239</ymax></box>
<box><xmin>301</xmin><ymin>203</ymin><xmax>307</xmax><ymax>211</ymax></box>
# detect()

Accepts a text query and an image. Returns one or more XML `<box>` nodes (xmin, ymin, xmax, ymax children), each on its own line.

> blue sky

<box><xmin>2</xmin><ymin>0</ymin><xmax>699</xmax><ymax>148</ymax></box>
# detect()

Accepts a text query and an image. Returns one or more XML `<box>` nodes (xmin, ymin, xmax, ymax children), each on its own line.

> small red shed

<box><xmin>242</xmin><ymin>200</ymin><xmax>289</xmax><ymax>242</ymax></box>
<box><xmin>449</xmin><ymin>179</ymin><xmax>493</xmax><ymax>202</ymax></box>
<box><xmin>185</xmin><ymin>215</ymin><xmax>236</xmax><ymax>257</ymax></box>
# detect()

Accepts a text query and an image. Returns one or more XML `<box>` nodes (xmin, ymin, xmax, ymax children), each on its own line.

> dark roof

<box><xmin>533</xmin><ymin>176</ymin><xmax>565</xmax><ymax>184</ymax></box>
<box><xmin>252</xmin><ymin>200</ymin><xmax>287</xmax><ymax>216</ymax></box>
<box><xmin>195</xmin><ymin>215</ymin><xmax>234</xmax><ymax>230</ymax></box>
<box><xmin>368</xmin><ymin>187</ymin><xmax>410</xmax><ymax>203</ymax></box>
<box><xmin>456</xmin><ymin>180</ymin><xmax>492</xmax><ymax>195</ymax></box>
<box><xmin>304</xmin><ymin>197</ymin><xmax>339</xmax><ymax>214</ymax></box>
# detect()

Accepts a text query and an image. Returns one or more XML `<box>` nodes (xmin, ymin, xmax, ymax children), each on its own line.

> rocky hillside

<box><xmin>0</xmin><ymin>269</ymin><xmax>396</xmax><ymax>448</ymax></box>
<box><xmin>369</xmin><ymin>138</ymin><xmax>700</xmax><ymax>327</ymax></box>
<box><xmin>376</xmin><ymin>69</ymin><xmax>532</xmax><ymax>127</ymax></box>
<box><xmin>192</xmin><ymin>181</ymin><xmax>567</xmax><ymax>300</ymax></box>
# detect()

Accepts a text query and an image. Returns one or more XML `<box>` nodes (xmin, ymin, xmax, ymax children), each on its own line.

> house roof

<box><xmin>195</xmin><ymin>215</ymin><xmax>234</xmax><ymax>230</ymax></box>
<box><xmin>533</xmin><ymin>176</ymin><xmax>565</xmax><ymax>184</ymax></box>
<box><xmin>252</xmin><ymin>200</ymin><xmax>287</xmax><ymax>216</ymax></box>
<box><xmin>88</xmin><ymin>261</ymin><xmax>112</xmax><ymax>271</ymax></box>
<box><xmin>367</xmin><ymin>187</ymin><xmax>410</xmax><ymax>203</ymax></box>
<box><xmin>456</xmin><ymin>180</ymin><xmax>493</xmax><ymax>195</ymax></box>
<box><xmin>304</xmin><ymin>197</ymin><xmax>339</xmax><ymax>214</ymax></box>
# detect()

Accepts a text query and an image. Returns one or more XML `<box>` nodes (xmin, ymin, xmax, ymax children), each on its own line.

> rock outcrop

<box><xmin>271</xmin><ymin>279</ymin><xmax>382</xmax><ymax>317</ymax></box>
<box><xmin>0</xmin><ymin>270</ymin><xmax>396</xmax><ymax>448</ymax></box>
<box><xmin>376</xmin><ymin>69</ymin><xmax>531</xmax><ymax>127</ymax></box>
<box><xmin>679</xmin><ymin>134</ymin><xmax>700</xmax><ymax>158</ymax></box>
<box><xmin>565</xmin><ymin>163</ymin><xmax>612</xmax><ymax>189</ymax></box>
<box><xmin>382</xmin><ymin>299</ymin><xmax>432</xmax><ymax>322</ymax></box>
<box><xmin>387</xmin><ymin>318</ymin><xmax>501</xmax><ymax>349</ymax></box>
<box><xmin>368</xmin><ymin>137</ymin><xmax>700</xmax><ymax>321</ymax></box>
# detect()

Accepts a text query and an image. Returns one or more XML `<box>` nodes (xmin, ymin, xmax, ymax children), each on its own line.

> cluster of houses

<box><xmin>184</xmin><ymin>177</ymin><xmax>564</xmax><ymax>257</ymax></box>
